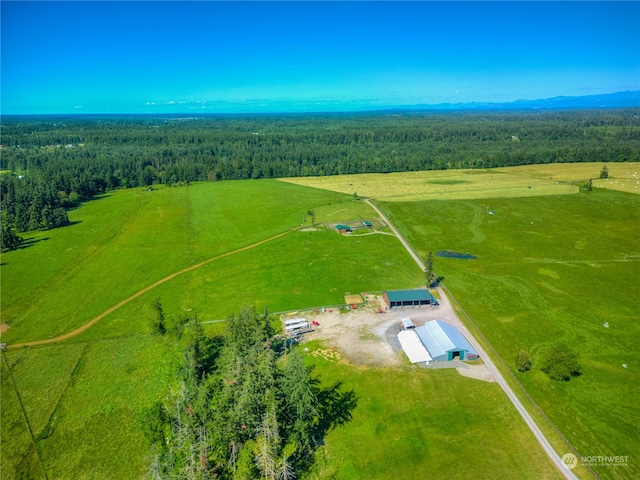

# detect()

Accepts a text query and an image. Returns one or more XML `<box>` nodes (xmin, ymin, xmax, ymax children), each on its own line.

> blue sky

<box><xmin>2</xmin><ymin>1</ymin><xmax>639</xmax><ymax>114</ymax></box>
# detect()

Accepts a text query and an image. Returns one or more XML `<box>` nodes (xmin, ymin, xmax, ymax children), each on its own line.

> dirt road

<box><xmin>7</xmin><ymin>229</ymin><xmax>293</xmax><ymax>349</ymax></box>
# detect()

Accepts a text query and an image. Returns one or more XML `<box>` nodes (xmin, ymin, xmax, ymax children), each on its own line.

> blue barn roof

<box><xmin>415</xmin><ymin>320</ymin><xmax>477</xmax><ymax>360</ymax></box>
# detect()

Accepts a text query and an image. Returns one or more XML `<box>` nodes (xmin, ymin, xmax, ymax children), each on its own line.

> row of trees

<box><xmin>2</xmin><ymin>110</ymin><xmax>638</xmax><ymax>247</ymax></box>
<box><xmin>141</xmin><ymin>305</ymin><xmax>356</xmax><ymax>479</ymax></box>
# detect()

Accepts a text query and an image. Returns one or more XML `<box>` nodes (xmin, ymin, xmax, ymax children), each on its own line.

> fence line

<box><xmin>440</xmin><ymin>283</ymin><xmax>598</xmax><ymax>479</ymax></box>
<box><xmin>1</xmin><ymin>350</ymin><xmax>49</xmax><ymax>479</ymax></box>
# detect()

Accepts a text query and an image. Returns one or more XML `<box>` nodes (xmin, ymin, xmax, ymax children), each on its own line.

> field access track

<box><xmin>8</xmin><ymin>229</ymin><xmax>294</xmax><ymax>349</ymax></box>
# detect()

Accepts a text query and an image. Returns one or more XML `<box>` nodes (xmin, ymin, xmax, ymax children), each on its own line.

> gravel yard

<box><xmin>290</xmin><ymin>289</ymin><xmax>495</xmax><ymax>382</ymax></box>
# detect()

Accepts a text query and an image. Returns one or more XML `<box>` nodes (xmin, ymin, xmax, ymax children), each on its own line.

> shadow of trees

<box><xmin>16</xmin><ymin>236</ymin><xmax>50</xmax><ymax>250</ymax></box>
<box><xmin>316</xmin><ymin>381</ymin><xmax>358</xmax><ymax>438</ymax></box>
<box><xmin>291</xmin><ymin>379</ymin><xmax>358</xmax><ymax>474</ymax></box>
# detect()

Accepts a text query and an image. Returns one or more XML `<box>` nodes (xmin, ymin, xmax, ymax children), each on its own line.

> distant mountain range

<box><xmin>398</xmin><ymin>90</ymin><xmax>640</xmax><ymax>111</ymax></box>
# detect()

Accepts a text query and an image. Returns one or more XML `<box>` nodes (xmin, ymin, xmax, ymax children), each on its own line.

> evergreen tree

<box><xmin>600</xmin><ymin>165</ymin><xmax>609</xmax><ymax>179</ymax></box>
<box><xmin>584</xmin><ymin>178</ymin><xmax>593</xmax><ymax>191</ymax></box>
<box><xmin>424</xmin><ymin>252</ymin><xmax>437</xmax><ymax>287</ymax></box>
<box><xmin>280</xmin><ymin>349</ymin><xmax>319</xmax><ymax>453</ymax></box>
<box><xmin>143</xmin><ymin>305</ymin><xmax>355</xmax><ymax>479</ymax></box>
<box><xmin>1</xmin><ymin>212</ymin><xmax>23</xmax><ymax>251</ymax></box>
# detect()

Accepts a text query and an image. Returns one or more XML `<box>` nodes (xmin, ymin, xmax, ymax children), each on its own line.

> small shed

<box><xmin>335</xmin><ymin>224</ymin><xmax>352</xmax><ymax>233</ymax></box>
<box><xmin>415</xmin><ymin>320</ymin><xmax>478</xmax><ymax>361</ymax></box>
<box><xmin>363</xmin><ymin>221</ymin><xmax>373</xmax><ymax>227</ymax></box>
<box><xmin>383</xmin><ymin>289</ymin><xmax>437</xmax><ymax>308</ymax></box>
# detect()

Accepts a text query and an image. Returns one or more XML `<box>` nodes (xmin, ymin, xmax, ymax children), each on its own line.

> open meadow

<box><xmin>303</xmin><ymin>342</ymin><xmax>561</xmax><ymax>480</ymax></box>
<box><xmin>281</xmin><ymin>161</ymin><xmax>640</xmax><ymax>201</ymax></box>
<box><xmin>3</xmin><ymin>163</ymin><xmax>636</xmax><ymax>479</ymax></box>
<box><xmin>285</xmin><ymin>162</ymin><xmax>640</xmax><ymax>479</ymax></box>
<box><xmin>377</xmin><ymin>186</ymin><xmax>639</xmax><ymax>479</ymax></box>
<box><xmin>2</xmin><ymin>174</ymin><xmax>568</xmax><ymax>479</ymax></box>
<box><xmin>1</xmin><ymin>180</ymin><xmax>361</xmax><ymax>344</ymax></box>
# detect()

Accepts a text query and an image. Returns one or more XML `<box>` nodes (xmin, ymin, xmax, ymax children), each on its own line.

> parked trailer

<box><xmin>284</xmin><ymin>318</ymin><xmax>310</xmax><ymax>335</ymax></box>
<box><xmin>285</xmin><ymin>318</ymin><xmax>307</xmax><ymax>327</ymax></box>
<box><xmin>288</xmin><ymin>327</ymin><xmax>314</xmax><ymax>337</ymax></box>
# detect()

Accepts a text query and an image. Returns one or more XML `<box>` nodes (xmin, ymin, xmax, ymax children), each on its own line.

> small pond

<box><xmin>436</xmin><ymin>250</ymin><xmax>477</xmax><ymax>260</ymax></box>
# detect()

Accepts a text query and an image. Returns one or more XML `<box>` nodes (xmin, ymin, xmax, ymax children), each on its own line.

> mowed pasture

<box><xmin>281</xmin><ymin>162</ymin><xmax>640</xmax><ymax>201</ymax></box>
<box><xmin>380</xmin><ymin>189</ymin><xmax>639</xmax><ymax>480</ymax></box>
<box><xmin>494</xmin><ymin>162</ymin><xmax>640</xmax><ymax>194</ymax></box>
<box><xmin>303</xmin><ymin>342</ymin><xmax>561</xmax><ymax>480</ymax></box>
<box><xmin>1</xmin><ymin>176</ymin><xmax>565</xmax><ymax>479</ymax></box>
<box><xmin>280</xmin><ymin>167</ymin><xmax>578</xmax><ymax>202</ymax></box>
<box><xmin>72</xmin><ymin>229</ymin><xmax>423</xmax><ymax>342</ymax></box>
<box><xmin>1</xmin><ymin>180</ymin><xmax>357</xmax><ymax>344</ymax></box>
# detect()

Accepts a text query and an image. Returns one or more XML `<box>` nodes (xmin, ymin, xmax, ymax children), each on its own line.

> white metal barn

<box><xmin>397</xmin><ymin>330</ymin><xmax>432</xmax><ymax>364</ymax></box>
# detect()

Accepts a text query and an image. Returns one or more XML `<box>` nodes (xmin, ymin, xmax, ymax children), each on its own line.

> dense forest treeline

<box><xmin>1</xmin><ymin>110</ymin><xmax>639</xmax><ymax>245</ymax></box>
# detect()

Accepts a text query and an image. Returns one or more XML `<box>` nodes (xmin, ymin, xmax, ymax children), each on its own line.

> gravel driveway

<box><xmin>293</xmin><ymin>290</ymin><xmax>495</xmax><ymax>382</ymax></box>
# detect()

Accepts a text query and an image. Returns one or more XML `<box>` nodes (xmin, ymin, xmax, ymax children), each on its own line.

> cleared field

<box><xmin>380</xmin><ymin>189</ymin><xmax>640</xmax><ymax>480</ymax></box>
<box><xmin>0</xmin><ymin>180</ymin><xmax>352</xmax><ymax>343</ymax></box>
<box><xmin>280</xmin><ymin>168</ymin><xmax>578</xmax><ymax>201</ymax></box>
<box><xmin>0</xmin><ymin>178</ymin><xmax>429</xmax><ymax>479</ymax></box>
<box><xmin>495</xmin><ymin>162</ymin><xmax>640</xmax><ymax>194</ymax></box>
<box><xmin>70</xmin><ymin>229</ymin><xmax>424</xmax><ymax>342</ymax></box>
<box><xmin>304</xmin><ymin>342</ymin><xmax>561</xmax><ymax>480</ymax></box>
<box><xmin>1</xmin><ymin>337</ymin><xmax>180</xmax><ymax>479</ymax></box>
<box><xmin>0</xmin><ymin>164</ymin><xmax>638</xmax><ymax>479</ymax></box>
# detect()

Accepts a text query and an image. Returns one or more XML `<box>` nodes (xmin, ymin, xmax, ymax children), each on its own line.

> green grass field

<box><xmin>0</xmin><ymin>181</ymin><xmax>356</xmax><ymax>343</ymax></box>
<box><xmin>303</xmin><ymin>342</ymin><xmax>561</xmax><ymax>479</ymax></box>
<box><xmin>3</xmin><ymin>164</ymin><xmax>636</xmax><ymax>479</ymax></box>
<box><xmin>1</xmin><ymin>179</ymin><xmax>429</xmax><ymax>479</ymax></box>
<box><xmin>72</xmin><ymin>229</ymin><xmax>423</xmax><ymax>342</ymax></box>
<box><xmin>1</xmin><ymin>336</ymin><xmax>180</xmax><ymax>479</ymax></box>
<box><xmin>379</xmin><ymin>188</ymin><xmax>639</xmax><ymax>480</ymax></box>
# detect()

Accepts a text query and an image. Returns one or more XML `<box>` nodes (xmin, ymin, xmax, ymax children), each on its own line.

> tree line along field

<box><xmin>1</xmin><ymin>176</ymin><xmax>566</xmax><ymax>479</ymax></box>
<box><xmin>1</xmin><ymin>110</ymin><xmax>639</xmax><ymax>251</ymax></box>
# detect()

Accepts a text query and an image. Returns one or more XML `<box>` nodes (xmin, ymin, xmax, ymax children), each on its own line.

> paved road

<box><xmin>366</xmin><ymin>198</ymin><xmax>578</xmax><ymax>480</ymax></box>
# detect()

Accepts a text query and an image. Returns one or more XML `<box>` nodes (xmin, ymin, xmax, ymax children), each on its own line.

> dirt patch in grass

<box><xmin>344</xmin><ymin>294</ymin><xmax>364</xmax><ymax>305</ymax></box>
<box><xmin>456</xmin><ymin>364</ymin><xmax>495</xmax><ymax>382</ymax></box>
<box><xmin>0</xmin><ymin>323</ymin><xmax>9</xmax><ymax>334</ymax></box>
<box><xmin>293</xmin><ymin>291</ymin><xmax>494</xmax><ymax>383</ymax></box>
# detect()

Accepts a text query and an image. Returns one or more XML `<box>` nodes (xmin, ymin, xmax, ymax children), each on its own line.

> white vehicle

<box><xmin>401</xmin><ymin>318</ymin><xmax>415</xmax><ymax>329</ymax></box>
